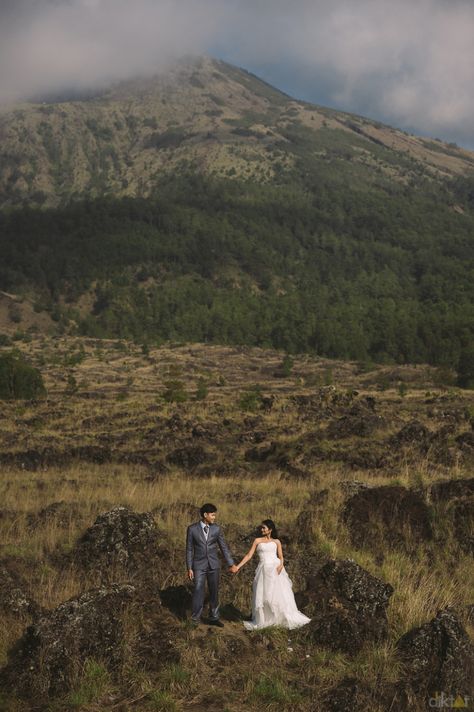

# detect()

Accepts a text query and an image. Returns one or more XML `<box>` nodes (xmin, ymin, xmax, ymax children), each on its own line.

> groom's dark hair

<box><xmin>200</xmin><ymin>503</ymin><xmax>217</xmax><ymax>517</ymax></box>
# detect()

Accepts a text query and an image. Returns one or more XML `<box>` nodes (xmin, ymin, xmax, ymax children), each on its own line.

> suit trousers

<box><xmin>191</xmin><ymin>567</ymin><xmax>220</xmax><ymax>621</ymax></box>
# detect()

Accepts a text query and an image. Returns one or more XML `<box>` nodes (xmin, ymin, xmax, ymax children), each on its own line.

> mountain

<box><xmin>1</xmin><ymin>55</ymin><xmax>474</xmax><ymax>209</ymax></box>
<box><xmin>0</xmin><ymin>57</ymin><xmax>474</xmax><ymax>369</ymax></box>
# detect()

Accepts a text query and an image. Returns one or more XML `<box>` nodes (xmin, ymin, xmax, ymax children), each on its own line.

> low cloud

<box><xmin>0</xmin><ymin>0</ymin><xmax>224</xmax><ymax>100</ymax></box>
<box><xmin>1</xmin><ymin>0</ymin><xmax>473</xmax><ymax>147</ymax></box>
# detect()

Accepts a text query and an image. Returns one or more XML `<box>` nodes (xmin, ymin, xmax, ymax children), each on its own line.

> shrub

<box><xmin>457</xmin><ymin>346</ymin><xmax>474</xmax><ymax>389</ymax></box>
<box><xmin>195</xmin><ymin>377</ymin><xmax>208</xmax><ymax>400</ymax></box>
<box><xmin>281</xmin><ymin>354</ymin><xmax>294</xmax><ymax>377</ymax></box>
<box><xmin>162</xmin><ymin>380</ymin><xmax>187</xmax><ymax>403</ymax></box>
<box><xmin>65</xmin><ymin>373</ymin><xmax>78</xmax><ymax>395</ymax></box>
<box><xmin>0</xmin><ymin>351</ymin><xmax>46</xmax><ymax>400</ymax></box>
<box><xmin>239</xmin><ymin>384</ymin><xmax>263</xmax><ymax>411</ymax></box>
<box><xmin>433</xmin><ymin>366</ymin><xmax>456</xmax><ymax>388</ymax></box>
<box><xmin>398</xmin><ymin>382</ymin><xmax>408</xmax><ymax>398</ymax></box>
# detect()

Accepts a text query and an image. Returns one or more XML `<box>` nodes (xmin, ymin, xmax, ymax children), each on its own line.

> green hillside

<box><xmin>0</xmin><ymin>57</ymin><xmax>474</xmax><ymax>368</ymax></box>
<box><xmin>1</xmin><ymin>170</ymin><xmax>474</xmax><ymax>366</ymax></box>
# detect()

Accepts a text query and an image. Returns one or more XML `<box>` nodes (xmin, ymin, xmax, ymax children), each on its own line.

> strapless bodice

<box><xmin>256</xmin><ymin>541</ymin><xmax>279</xmax><ymax>564</ymax></box>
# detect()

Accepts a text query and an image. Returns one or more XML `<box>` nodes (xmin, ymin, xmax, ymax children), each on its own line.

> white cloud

<box><xmin>0</xmin><ymin>0</ymin><xmax>224</xmax><ymax>100</ymax></box>
<box><xmin>0</xmin><ymin>0</ymin><xmax>473</xmax><ymax>146</ymax></box>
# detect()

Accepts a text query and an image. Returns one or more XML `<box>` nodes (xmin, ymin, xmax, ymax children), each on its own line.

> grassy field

<box><xmin>0</xmin><ymin>337</ymin><xmax>473</xmax><ymax>710</ymax></box>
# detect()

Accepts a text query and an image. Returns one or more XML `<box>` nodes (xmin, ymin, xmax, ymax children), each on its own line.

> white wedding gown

<box><xmin>243</xmin><ymin>541</ymin><xmax>311</xmax><ymax>630</ymax></box>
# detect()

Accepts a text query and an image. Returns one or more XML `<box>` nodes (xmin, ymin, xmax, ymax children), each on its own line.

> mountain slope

<box><xmin>1</xmin><ymin>169</ymin><xmax>473</xmax><ymax>366</ymax></box>
<box><xmin>1</xmin><ymin>56</ymin><xmax>474</xmax><ymax>209</ymax></box>
<box><xmin>0</xmin><ymin>57</ymin><xmax>474</xmax><ymax>369</ymax></box>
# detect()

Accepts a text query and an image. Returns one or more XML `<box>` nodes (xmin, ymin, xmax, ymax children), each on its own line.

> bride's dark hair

<box><xmin>260</xmin><ymin>519</ymin><xmax>278</xmax><ymax>539</ymax></box>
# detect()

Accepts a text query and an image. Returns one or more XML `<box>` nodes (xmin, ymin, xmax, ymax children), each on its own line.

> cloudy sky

<box><xmin>1</xmin><ymin>0</ymin><xmax>473</xmax><ymax>149</ymax></box>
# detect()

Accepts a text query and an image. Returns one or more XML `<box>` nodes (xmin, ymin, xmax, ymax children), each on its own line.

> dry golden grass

<box><xmin>0</xmin><ymin>337</ymin><xmax>473</xmax><ymax>710</ymax></box>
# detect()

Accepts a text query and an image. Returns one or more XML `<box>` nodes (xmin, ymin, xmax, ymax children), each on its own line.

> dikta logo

<box><xmin>428</xmin><ymin>693</ymin><xmax>470</xmax><ymax>708</ymax></box>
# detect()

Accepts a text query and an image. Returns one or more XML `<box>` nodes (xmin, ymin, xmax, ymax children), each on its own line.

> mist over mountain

<box><xmin>1</xmin><ymin>57</ymin><xmax>473</xmax><ymax>369</ymax></box>
<box><xmin>1</xmin><ymin>56</ymin><xmax>473</xmax><ymax>209</ymax></box>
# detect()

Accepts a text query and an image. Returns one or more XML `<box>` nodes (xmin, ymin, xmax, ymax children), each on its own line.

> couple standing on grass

<box><xmin>186</xmin><ymin>503</ymin><xmax>310</xmax><ymax>630</ymax></box>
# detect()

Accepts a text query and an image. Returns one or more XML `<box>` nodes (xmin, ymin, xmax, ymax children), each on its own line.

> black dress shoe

<box><xmin>208</xmin><ymin>619</ymin><xmax>224</xmax><ymax>627</ymax></box>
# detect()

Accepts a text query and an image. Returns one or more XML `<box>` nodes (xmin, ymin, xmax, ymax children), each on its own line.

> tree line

<box><xmin>1</xmin><ymin>172</ymin><xmax>473</xmax><ymax>369</ymax></box>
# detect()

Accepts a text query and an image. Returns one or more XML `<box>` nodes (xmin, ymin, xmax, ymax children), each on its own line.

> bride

<box><xmin>235</xmin><ymin>519</ymin><xmax>311</xmax><ymax>630</ymax></box>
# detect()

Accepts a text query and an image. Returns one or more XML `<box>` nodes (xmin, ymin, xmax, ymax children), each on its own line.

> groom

<box><xmin>186</xmin><ymin>503</ymin><xmax>237</xmax><ymax>626</ymax></box>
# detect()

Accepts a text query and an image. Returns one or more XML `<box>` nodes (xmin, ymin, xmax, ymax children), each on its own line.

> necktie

<box><xmin>204</xmin><ymin>525</ymin><xmax>209</xmax><ymax>539</ymax></box>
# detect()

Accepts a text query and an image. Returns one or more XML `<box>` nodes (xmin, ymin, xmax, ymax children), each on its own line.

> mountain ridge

<box><xmin>1</xmin><ymin>56</ymin><xmax>473</xmax><ymax>210</ymax></box>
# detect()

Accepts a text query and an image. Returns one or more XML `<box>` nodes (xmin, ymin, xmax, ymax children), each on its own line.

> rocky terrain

<box><xmin>0</xmin><ymin>336</ymin><xmax>473</xmax><ymax>710</ymax></box>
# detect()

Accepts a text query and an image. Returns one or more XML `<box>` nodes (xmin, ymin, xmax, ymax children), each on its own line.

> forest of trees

<box><xmin>1</xmin><ymin>172</ymin><xmax>473</xmax><ymax>368</ymax></box>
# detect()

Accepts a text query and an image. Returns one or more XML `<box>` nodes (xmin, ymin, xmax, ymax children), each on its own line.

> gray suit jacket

<box><xmin>186</xmin><ymin>522</ymin><xmax>234</xmax><ymax>571</ymax></box>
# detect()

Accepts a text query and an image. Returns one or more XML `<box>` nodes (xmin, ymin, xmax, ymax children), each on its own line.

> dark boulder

<box><xmin>294</xmin><ymin>510</ymin><xmax>314</xmax><ymax>544</ymax></box>
<box><xmin>0</xmin><ymin>584</ymin><xmax>135</xmax><ymax>700</ymax></box>
<box><xmin>71</xmin><ymin>506</ymin><xmax>169</xmax><ymax>576</ymax></box>
<box><xmin>338</xmin><ymin>480</ymin><xmax>370</xmax><ymax>497</ymax></box>
<box><xmin>27</xmin><ymin>500</ymin><xmax>83</xmax><ymax>530</ymax></box>
<box><xmin>294</xmin><ymin>491</ymin><xmax>328</xmax><ymax>543</ymax></box>
<box><xmin>341</xmin><ymin>445</ymin><xmax>387</xmax><ymax>469</ymax></box>
<box><xmin>308</xmin><ymin>489</ymin><xmax>329</xmax><ymax>507</ymax></box>
<box><xmin>429</xmin><ymin>477</ymin><xmax>474</xmax><ymax>502</ymax></box>
<box><xmin>244</xmin><ymin>441</ymin><xmax>290</xmax><ymax>467</ymax></box>
<box><xmin>391</xmin><ymin>420</ymin><xmax>430</xmax><ymax>446</ymax></box>
<box><xmin>342</xmin><ymin>486</ymin><xmax>432</xmax><ymax>549</ymax></box>
<box><xmin>427</xmin><ymin>426</ymin><xmax>459</xmax><ymax>466</ymax></box>
<box><xmin>245</xmin><ymin>440</ymin><xmax>281</xmax><ymax>461</ymax></box>
<box><xmin>166</xmin><ymin>413</ymin><xmax>185</xmax><ymax>431</ymax></box>
<box><xmin>291</xmin><ymin>387</ymin><xmax>356</xmax><ymax>420</ymax></box>
<box><xmin>0</xmin><ymin>509</ymin><xmax>17</xmax><ymax>523</ymax></box>
<box><xmin>451</xmin><ymin>496</ymin><xmax>474</xmax><ymax>554</ymax></box>
<box><xmin>0</xmin><ymin>564</ymin><xmax>41</xmax><ymax>619</ymax></box>
<box><xmin>282</xmin><ymin>463</ymin><xmax>312</xmax><ymax>479</ymax></box>
<box><xmin>166</xmin><ymin>445</ymin><xmax>209</xmax><ymax>469</ymax></box>
<box><xmin>244</xmin><ymin>442</ymin><xmax>274</xmax><ymax>462</ymax></box>
<box><xmin>0</xmin><ymin>448</ymin><xmax>59</xmax><ymax>471</ymax></box>
<box><xmin>303</xmin><ymin>559</ymin><xmax>394</xmax><ymax>655</ymax></box>
<box><xmin>324</xmin><ymin>677</ymin><xmax>379</xmax><ymax>712</ymax></box>
<box><xmin>69</xmin><ymin>445</ymin><xmax>112</xmax><ymax>463</ymax></box>
<box><xmin>237</xmin><ymin>429</ymin><xmax>267</xmax><ymax>444</ymax></box>
<box><xmin>132</xmin><ymin>598</ymin><xmax>181</xmax><ymax>673</ymax></box>
<box><xmin>117</xmin><ymin>451</ymin><xmax>151</xmax><ymax>467</ymax></box>
<box><xmin>191</xmin><ymin>423</ymin><xmax>218</xmax><ymax>438</ymax></box>
<box><xmin>0</xmin><ymin>445</ymin><xmax>113</xmax><ymax>471</ymax></box>
<box><xmin>326</xmin><ymin>401</ymin><xmax>384</xmax><ymax>439</ymax></box>
<box><xmin>456</xmin><ymin>431</ymin><xmax>474</xmax><ymax>448</ymax></box>
<box><xmin>260</xmin><ymin>395</ymin><xmax>274</xmax><ymax>411</ymax></box>
<box><xmin>396</xmin><ymin>608</ymin><xmax>474</xmax><ymax>704</ymax></box>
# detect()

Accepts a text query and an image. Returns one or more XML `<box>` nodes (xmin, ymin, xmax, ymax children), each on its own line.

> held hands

<box><xmin>188</xmin><ymin>566</ymin><xmax>238</xmax><ymax>579</ymax></box>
